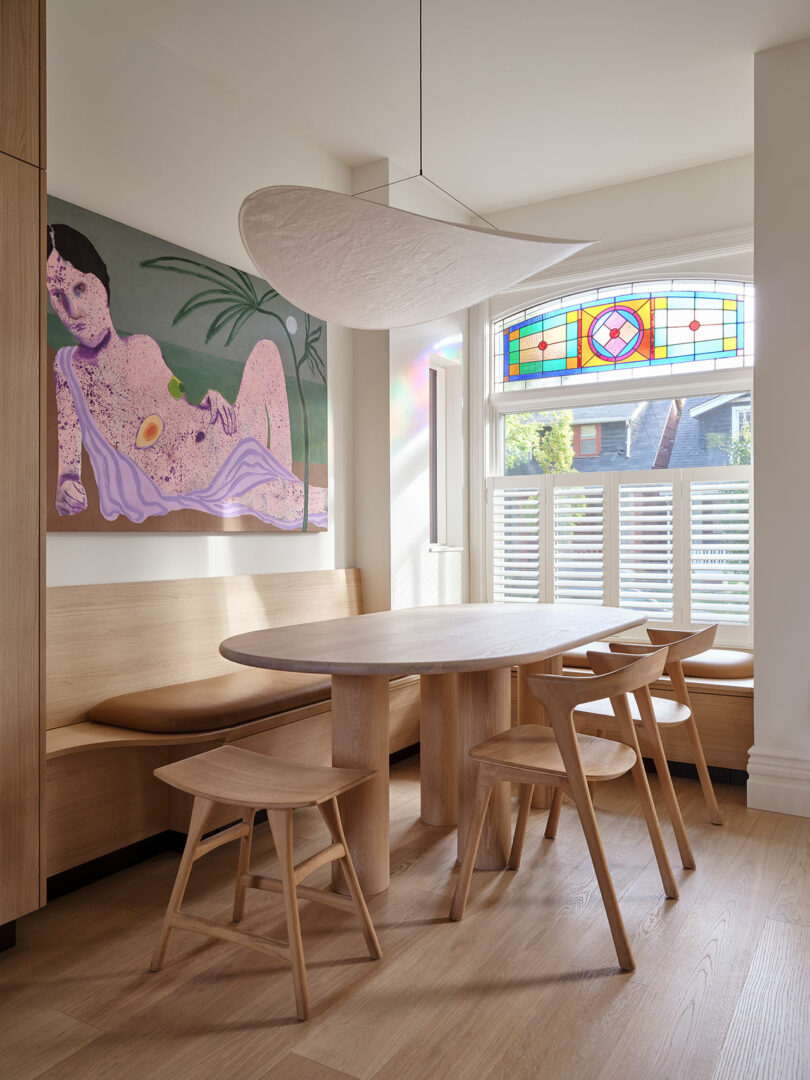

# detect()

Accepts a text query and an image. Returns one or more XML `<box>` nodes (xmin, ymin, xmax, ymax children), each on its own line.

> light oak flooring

<box><xmin>2</xmin><ymin>756</ymin><xmax>808</xmax><ymax>1080</ymax></box>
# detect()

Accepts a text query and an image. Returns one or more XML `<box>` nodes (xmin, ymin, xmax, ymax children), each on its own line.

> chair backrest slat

<box><xmin>527</xmin><ymin>648</ymin><xmax>667</xmax><ymax>712</ymax></box>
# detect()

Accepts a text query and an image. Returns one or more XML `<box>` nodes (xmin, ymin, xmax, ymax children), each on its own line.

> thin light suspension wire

<box><xmin>354</xmin><ymin>0</ymin><xmax>497</xmax><ymax>230</ymax></box>
<box><xmin>419</xmin><ymin>0</ymin><xmax>423</xmax><ymax>176</ymax></box>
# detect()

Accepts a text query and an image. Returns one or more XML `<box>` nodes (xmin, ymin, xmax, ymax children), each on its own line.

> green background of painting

<box><xmin>46</xmin><ymin>197</ymin><xmax>327</xmax><ymax>465</ymax></box>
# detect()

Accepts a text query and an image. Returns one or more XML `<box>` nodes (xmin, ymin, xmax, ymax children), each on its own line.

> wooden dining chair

<box><xmin>572</xmin><ymin>625</ymin><xmax>722</xmax><ymax>872</ymax></box>
<box><xmin>449</xmin><ymin>648</ymin><xmax>674</xmax><ymax>972</ymax></box>
<box><xmin>150</xmin><ymin>745</ymin><xmax>382</xmax><ymax>1020</ymax></box>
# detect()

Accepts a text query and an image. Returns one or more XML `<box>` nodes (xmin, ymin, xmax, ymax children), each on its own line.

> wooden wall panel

<box><xmin>46</xmin><ymin>569</ymin><xmax>363</xmax><ymax>729</ymax></box>
<box><xmin>0</xmin><ymin>149</ymin><xmax>42</xmax><ymax>921</ymax></box>
<box><xmin>46</xmin><ymin>747</ymin><xmax>172</xmax><ymax>877</ymax></box>
<box><xmin>0</xmin><ymin>0</ymin><xmax>41</xmax><ymax>164</ymax></box>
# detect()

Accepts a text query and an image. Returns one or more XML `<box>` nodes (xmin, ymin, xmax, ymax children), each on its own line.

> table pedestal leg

<box><xmin>517</xmin><ymin>656</ymin><xmax>563</xmax><ymax>809</ymax></box>
<box><xmin>457</xmin><ymin>667</ymin><xmax>511</xmax><ymax>869</ymax></box>
<box><xmin>420</xmin><ymin>673</ymin><xmax>458</xmax><ymax>827</ymax></box>
<box><xmin>330</xmin><ymin>674</ymin><xmax>390</xmax><ymax>896</ymax></box>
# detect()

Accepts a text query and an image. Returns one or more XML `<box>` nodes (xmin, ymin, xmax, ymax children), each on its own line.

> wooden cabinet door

<box><xmin>0</xmin><ymin>0</ymin><xmax>43</xmax><ymax>165</ymax></box>
<box><xmin>0</xmin><ymin>151</ymin><xmax>41</xmax><ymax>922</ymax></box>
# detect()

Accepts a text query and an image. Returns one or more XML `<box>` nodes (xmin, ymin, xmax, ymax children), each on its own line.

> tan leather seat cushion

<box><xmin>561</xmin><ymin>643</ymin><xmax>753</xmax><ymax>680</ymax></box>
<box><xmin>87</xmin><ymin>667</ymin><xmax>333</xmax><ymax>734</ymax></box>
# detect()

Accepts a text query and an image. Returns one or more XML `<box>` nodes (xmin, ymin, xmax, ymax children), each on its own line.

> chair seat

<box><xmin>575</xmin><ymin>695</ymin><xmax>691</xmax><ymax>726</ymax></box>
<box><xmin>470</xmin><ymin>724</ymin><xmax>636</xmax><ymax>782</ymax></box>
<box><xmin>153</xmin><ymin>745</ymin><xmax>374</xmax><ymax>809</ymax></box>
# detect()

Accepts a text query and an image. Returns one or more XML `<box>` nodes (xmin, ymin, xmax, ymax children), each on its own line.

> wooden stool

<box><xmin>150</xmin><ymin>745</ymin><xmax>382</xmax><ymax>1020</ymax></box>
<box><xmin>450</xmin><ymin>648</ymin><xmax>672</xmax><ymax>972</ymax></box>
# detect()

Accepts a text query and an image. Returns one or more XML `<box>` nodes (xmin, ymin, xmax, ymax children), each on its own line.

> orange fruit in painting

<box><xmin>135</xmin><ymin>414</ymin><xmax>164</xmax><ymax>447</ymax></box>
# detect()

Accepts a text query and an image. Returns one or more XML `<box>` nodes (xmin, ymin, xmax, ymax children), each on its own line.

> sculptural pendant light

<box><xmin>239</xmin><ymin>3</ymin><xmax>591</xmax><ymax>330</ymax></box>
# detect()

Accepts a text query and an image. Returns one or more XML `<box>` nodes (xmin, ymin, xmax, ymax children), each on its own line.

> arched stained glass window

<box><xmin>493</xmin><ymin>279</ymin><xmax>754</xmax><ymax>392</ymax></box>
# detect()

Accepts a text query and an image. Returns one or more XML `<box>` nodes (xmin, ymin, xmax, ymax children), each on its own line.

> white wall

<box><xmin>350</xmin><ymin>162</ymin><xmax>466</xmax><ymax>611</ymax></box>
<box><xmin>390</xmin><ymin>315</ymin><xmax>465</xmax><ymax>610</ymax></box>
<box><xmin>46</xmin><ymin>0</ymin><xmax>354</xmax><ymax>586</ymax></box>
<box><xmin>749</xmin><ymin>36</ymin><xmax>810</xmax><ymax>818</ymax></box>
<box><xmin>488</xmin><ymin>156</ymin><xmax>754</xmax><ymax>254</ymax></box>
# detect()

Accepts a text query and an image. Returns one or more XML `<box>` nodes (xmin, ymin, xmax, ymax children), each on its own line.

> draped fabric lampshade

<box><xmin>239</xmin><ymin>185</ymin><xmax>592</xmax><ymax>330</ymax></box>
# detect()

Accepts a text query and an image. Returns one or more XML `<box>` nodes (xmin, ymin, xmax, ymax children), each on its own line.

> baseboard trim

<box><xmin>643</xmin><ymin>757</ymin><xmax>748</xmax><ymax>787</ymax></box>
<box><xmin>747</xmin><ymin>747</ymin><xmax>810</xmax><ymax>818</ymax></box>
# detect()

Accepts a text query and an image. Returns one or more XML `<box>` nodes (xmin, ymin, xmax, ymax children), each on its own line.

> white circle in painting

<box><xmin>286</xmin><ymin>316</ymin><xmax>298</xmax><ymax>335</ymax></box>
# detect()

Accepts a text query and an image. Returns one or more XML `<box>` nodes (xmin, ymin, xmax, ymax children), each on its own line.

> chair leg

<box><xmin>607</xmin><ymin>700</ymin><xmax>679</xmax><ymax>900</ymax></box>
<box><xmin>232</xmin><ymin>808</ymin><xmax>256</xmax><ymax>923</ymax></box>
<box><xmin>625</xmin><ymin>754</ymin><xmax>679</xmax><ymax>900</ymax></box>
<box><xmin>684</xmin><ymin>713</ymin><xmax>723</xmax><ymax>826</ymax></box>
<box><xmin>318</xmin><ymin>798</ymin><xmax>382</xmax><ymax>960</ymax></box>
<box><xmin>268</xmin><ymin>809</ymin><xmax>310</xmax><ymax>1021</ymax></box>
<box><xmin>637</xmin><ymin>709</ymin><xmax>696</xmax><ymax>870</ymax></box>
<box><xmin>544</xmin><ymin>786</ymin><xmax>564</xmax><ymax>840</ymax></box>
<box><xmin>549</xmin><ymin>713</ymin><xmax>635</xmax><ymax>971</ymax></box>
<box><xmin>508</xmin><ymin>783</ymin><xmax>534</xmax><ymax>869</ymax></box>
<box><xmin>449</xmin><ymin>769</ymin><xmax>494</xmax><ymax>922</ymax></box>
<box><xmin>151</xmin><ymin>796</ymin><xmax>212</xmax><ymax>972</ymax></box>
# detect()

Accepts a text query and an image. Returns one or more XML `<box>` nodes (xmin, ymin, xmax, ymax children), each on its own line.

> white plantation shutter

<box><xmin>489</xmin><ymin>480</ymin><xmax>542</xmax><ymax>602</ymax></box>
<box><xmin>618</xmin><ymin>482</ymin><xmax>674</xmax><ymax>619</ymax></box>
<box><xmin>553</xmin><ymin>484</ymin><xmax>605</xmax><ymax>605</ymax></box>
<box><xmin>690</xmin><ymin>477</ymin><xmax>751</xmax><ymax>624</ymax></box>
<box><xmin>487</xmin><ymin>466</ymin><xmax>751</xmax><ymax>641</ymax></box>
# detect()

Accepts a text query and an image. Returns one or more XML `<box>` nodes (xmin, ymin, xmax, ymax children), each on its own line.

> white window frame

<box><xmin>475</xmin><ymin>272</ymin><xmax>755</xmax><ymax>646</ymax></box>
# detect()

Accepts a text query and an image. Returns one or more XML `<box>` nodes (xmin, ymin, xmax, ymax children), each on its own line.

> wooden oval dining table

<box><xmin>220</xmin><ymin>603</ymin><xmax>645</xmax><ymax>896</ymax></box>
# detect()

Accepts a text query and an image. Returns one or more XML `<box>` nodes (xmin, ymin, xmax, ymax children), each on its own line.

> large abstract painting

<box><xmin>46</xmin><ymin>197</ymin><xmax>327</xmax><ymax>533</ymax></box>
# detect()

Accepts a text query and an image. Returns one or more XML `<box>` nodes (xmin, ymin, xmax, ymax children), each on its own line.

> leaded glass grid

<box><xmin>493</xmin><ymin>280</ymin><xmax>754</xmax><ymax>393</ymax></box>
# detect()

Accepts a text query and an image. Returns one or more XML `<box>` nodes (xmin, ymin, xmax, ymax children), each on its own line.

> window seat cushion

<box><xmin>560</xmin><ymin>644</ymin><xmax>753</xmax><ymax>680</ymax></box>
<box><xmin>86</xmin><ymin>667</ymin><xmax>333</xmax><ymax>734</ymax></box>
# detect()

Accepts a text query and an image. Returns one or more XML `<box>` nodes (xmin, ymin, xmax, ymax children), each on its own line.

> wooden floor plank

<box><xmin>0</xmin><ymin>1002</ymin><xmax>102</xmax><ymax>1080</ymax></box>
<box><xmin>712</xmin><ymin>918</ymin><xmax>810</xmax><ymax>1080</ymax></box>
<box><xmin>258</xmin><ymin>1052</ymin><xmax>362</xmax><ymax>1079</ymax></box>
<box><xmin>767</xmin><ymin>815</ymin><xmax>810</xmax><ymax>928</ymax></box>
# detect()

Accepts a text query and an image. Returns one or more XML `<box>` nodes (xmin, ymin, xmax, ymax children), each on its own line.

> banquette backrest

<box><xmin>46</xmin><ymin>569</ymin><xmax>363</xmax><ymax>730</ymax></box>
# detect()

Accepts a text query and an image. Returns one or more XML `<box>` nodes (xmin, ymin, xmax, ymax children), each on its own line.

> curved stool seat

<box><xmin>154</xmin><ymin>744</ymin><xmax>373</xmax><ymax>808</ymax></box>
<box><xmin>150</xmin><ymin>745</ymin><xmax>382</xmax><ymax>1021</ymax></box>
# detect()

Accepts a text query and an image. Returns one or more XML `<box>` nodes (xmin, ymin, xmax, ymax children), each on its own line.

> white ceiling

<box><xmin>105</xmin><ymin>0</ymin><xmax>810</xmax><ymax>215</ymax></box>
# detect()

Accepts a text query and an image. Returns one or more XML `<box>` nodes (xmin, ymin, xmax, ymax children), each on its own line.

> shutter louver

<box><xmin>491</xmin><ymin>485</ymin><xmax>541</xmax><ymax>602</ymax></box>
<box><xmin>553</xmin><ymin>485</ymin><xmax>604</xmax><ymax>604</ymax></box>
<box><xmin>619</xmin><ymin>482</ymin><xmax>674</xmax><ymax>619</ymax></box>
<box><xmin>690</xmin><ymin>479</ymin><xmax>751</xmax><ymax>624</ymax></box>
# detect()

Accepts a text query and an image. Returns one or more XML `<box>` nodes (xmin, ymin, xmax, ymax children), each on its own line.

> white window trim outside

<box><xmin>732</xmin><ymin>402</ymin><xmax>752</xmax><ymax>439</ymax></box>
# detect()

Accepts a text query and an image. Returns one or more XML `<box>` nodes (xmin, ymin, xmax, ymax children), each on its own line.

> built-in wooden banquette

<box><xmin>45</xmin><ymin>569</ymin><xmax>420</xmax><ymax>879</ymax></box>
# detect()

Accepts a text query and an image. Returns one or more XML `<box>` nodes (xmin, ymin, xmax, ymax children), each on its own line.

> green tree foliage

<box><xmin>727</xmin><ymin>418</ymin><xmax>752</xmax><ymax>465</ymax></box>
<box><xmin>504</xmin><ymin>410</ymin><xmax>575</xmax><ymax>474</ymax></box>
<box><xmin>539</xmin><ymin>410</ymin><xmax>575</xmax><ymax>474</ymax></box>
